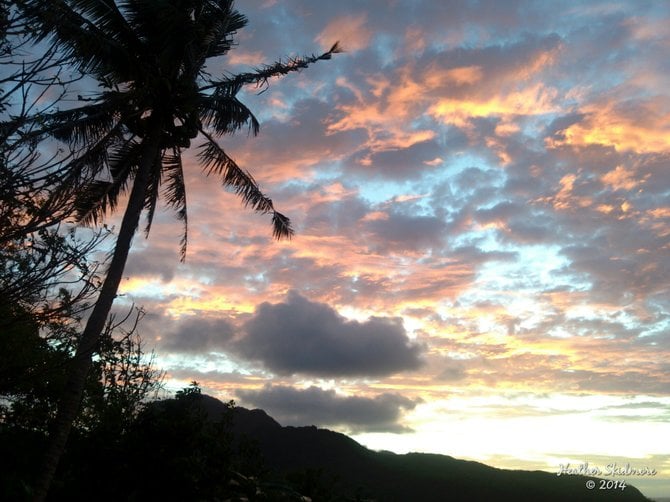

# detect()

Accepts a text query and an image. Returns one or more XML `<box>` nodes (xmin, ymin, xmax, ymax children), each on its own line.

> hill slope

<box><xmin>199</xmin><ymin>395</ymin><xmax>651</xmax><ymax>501</ymax></box>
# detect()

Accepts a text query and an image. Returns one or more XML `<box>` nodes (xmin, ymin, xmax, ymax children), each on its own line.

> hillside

<box><xmin>198</xmin><ymin>395</ymin><xmax>652</xmax><ymax>501</ymax></box>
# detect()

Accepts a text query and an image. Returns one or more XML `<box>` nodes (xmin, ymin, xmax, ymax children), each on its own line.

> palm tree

<box><xmin>16</xmin><ymin>1</ymin><xmax>340</xmax><ymax>499</ymax></box>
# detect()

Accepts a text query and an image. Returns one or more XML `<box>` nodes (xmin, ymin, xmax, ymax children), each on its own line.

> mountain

<box><xmin>197</xmin><ymin>395</ymin><xmax>651</xmax><ymax>501</ymax></box>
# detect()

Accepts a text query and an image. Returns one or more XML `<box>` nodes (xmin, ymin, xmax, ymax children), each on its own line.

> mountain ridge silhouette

<box><xmin>194</xmin><ymin>394</ymin><xmax>652</xmax><ymax>501</ymax></box>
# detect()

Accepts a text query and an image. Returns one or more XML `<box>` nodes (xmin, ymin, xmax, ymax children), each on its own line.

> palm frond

<box><xmin>206</xmin><ymin>42</ymin><xmax>342</xmax><ymax>93</ymax></box>
<box><xmin>142</xmin><ymin>155</ymin><xmax>162</xmax><ymax>239</ymax></box>
<box><xmin>123</xmin><ymin>0</ymin><xmax>236</xmax><ymax>81</ymax></box>
<box><xmin>198</xmin><ymin>2</ymin><xmax>248</xmax><ymax>60</ymax></box>
<box><xmin>271</xmin><ymin>211</ymin><xmax>293</xmax><ymax>241</ymax></box>
<box><xmin>69</xmin><ymin>0</ymin><xmax>139</xmax><ymax>46</ymax></box>
<box><xmin>41</xmin><ymin>98</ymin><xmax>123</xmax><ymax>149</ymax></box>
<box><xmin>74</xmin><ymin>138</ymin><xmax>142</xmax><ymax>226</ymax></box>
<box><xmin>72</xmin><ymin>179</ymin><xmax>116</xmax><ymax>226</ymax></box>
<box><xmin>200</xmin><ymin>91</ymin><xmax>259</xmax><ymax>136</ymax></box>
<box><xmin>197</xmin><ymin>129</ymin><xmax>293</xmax><ymax>240</ymax></box>
<box><xmin>40</xmin><ymin>121</ymin><xmax>130</xmax><ymax>218</ymax></box>
<box><xmin>161</xmin><ymin>148</ymin><xmax>188</xmax><ymax>260</ymax></box>
<box><xmin>21</xmin><ymin>0</ymin><xmax>137</xmax><ymax>84</ymax></box>
<box><xmin>17</xmin><ymin>94</ymin><xmax>124</xmax><ymax>148</ymax></box>
<box><xmin>124</xmin><ymin>0</ymin><xmax>187</xmax><ymax>74</ymax></box>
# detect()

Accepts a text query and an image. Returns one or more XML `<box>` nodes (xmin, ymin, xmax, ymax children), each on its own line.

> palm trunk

<box><xmin>32</xmin><ymin>129</ymin><xmax>162</xmax><ymax>502</ymax></box>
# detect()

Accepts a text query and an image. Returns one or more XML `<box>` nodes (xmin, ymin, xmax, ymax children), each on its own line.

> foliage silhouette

<box><xmin>0</xmin><ymin>307</ymin><xmax>163</xmax><ymax>501</ymax></box>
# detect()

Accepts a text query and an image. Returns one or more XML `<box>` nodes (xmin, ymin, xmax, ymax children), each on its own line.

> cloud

<box><xmin>601</xmin><ymin>165</ymin><xmax>643</xmax><ymax>191</ymax></box>
<box><xmin>223</xmin><ymin>97</ymin><xmax>362</xmax><ymax>182</ymax></box>
<box><xmin>429</xmin><ymin>82</ymin><xmax>560</xmax><ymax>128</ymax></box>
<box><xmin>237</xmin><ymin>384</ymin><xmax>419</xmax><ymax>433</ymax></box>
<box><xmin>233</xmin><ymin>291</ymin><xmax>424</xmax><ymax>376</ymax></box>
<box><xmin>316</xmin><ymin>13</ymin><xmax>370</xmax><ymax>52</ymax></box>
<box><xmin>545</xmin><ymin>97</ymin><xmax>670</xmax><ymax>153</ymax></box>
<box><xmin>437</xmin><ymin>357</ymin><xmax>469</xmax><ymax>382</ymax></box>
<box><xmin>363</xmin><ymin>210</ymin><xmax>447</xmax><ymax>252</ymax></box>
<box><xmin>361</xmin><ymin>138</ymin><xmax>445</xmax><ymax>180</ymax></box>
<box><xmin>123</xmin><ymin>241</ymin><xmax>181</xmax><ymax>283</ymax></box>
<box><xmin>160</xmin><ymin>316</ymin><xmax>235</xmax><ymax>353</ymax></box>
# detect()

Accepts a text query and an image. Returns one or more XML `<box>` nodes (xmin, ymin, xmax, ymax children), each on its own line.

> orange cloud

<box><xmin>404</xmin><ymin>25</ymin><xmax>427</xmax><ymax>55</ymax></box>
<box><xmin>624</xmin><ymin>15</ymin><xmax>670</xmax><ymax>45</ymax></box>
<box><xmin>316</xmin><ymin>13</ymin><xmax>370</xmax><ymax>52</ymax></box>
<box><xmin>424</xmin><ymin>65</ymin><xmax>484</xmax><ymax>87</ymax></box>
<box><xmin>328</xmin><ymin>74</ymin><xmax>437</xmax><ymax>154</ymax></box>
<box><xmin>641</xmin><ymin>207</ymin><xmax>670</xmax><ymax>238</ymax></box>
<box><xmin>226</xmin><ymin>50</ymin><xmax>267</xmax><ymax>67</ymax></box>
<box><xmin>361</xmin><ymin>211</ymin><xmax>389</xmax><ymax>222</ymax></box>
<box><xmin>552</xmin><ymin>174</ymin><xmax>581</xmax><ymax>210</ymax></box>
<box><xmin>601</xmin><ymin>165</ymin><xmax>643</xmax><ymax>191</ymax></box>
<box><xmin>647</xmin><ymin>207</ymin><xmax>670</xmax><ymax>219</ymax></box>
<box><xmin>164</xmin><ymin>294</ymin><xmax>255</xmax><ymax>318</ymax></box>
<box><xmin>546</xmin><ymin>98</ymin><xmax>670</xmax><ymax>153</ymax></box>
<box><xmin>494</xmin><ymin>121</ymin><xmax>521</xmax><ymax>137</ymax></box>
<box><xmin>532</xmin><ymin>173</ymin><xmax>596</xmax><ymax>212</ymax></box>
<box><xmin>429</xmin><ymin>83</ymin><xmax>559</xmax><ymax>128</ymax></box>
<box><xmin>329</xmin><ymin>44</ymin><xmax>561</xmax><ymax>158</ymax></box>
<box><xmin>513</xmin><ymin>46</ymin><xmax>560</xmax><ymax>81</ymax></box>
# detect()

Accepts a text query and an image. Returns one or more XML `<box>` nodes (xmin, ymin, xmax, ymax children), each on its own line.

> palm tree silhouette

<box><xmin>17</xmin><ymin>1</ymin><xmax>340</xmax><ymax>499</ymax></box>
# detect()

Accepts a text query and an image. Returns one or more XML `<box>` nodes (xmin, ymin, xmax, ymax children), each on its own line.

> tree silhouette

<box><xmin>14</xmin><ymin>1</ymin><xmax>340</xmax><ymax>499</ymax></box>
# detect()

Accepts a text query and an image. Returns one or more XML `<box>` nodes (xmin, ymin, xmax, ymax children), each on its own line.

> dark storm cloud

<box><xmin>160</xmin><ymin>316</ymin><xmax>235</xmax><ymax>353</ymax></box>
<box><xmin>233</xmin><ymin>291</ymin><xmax>424</xmax><ymax>377</ymax></box>
<box><xmin>237</xmin><ymin>384</ymin><xmax>420</xmax><ymax>433</ymax></box>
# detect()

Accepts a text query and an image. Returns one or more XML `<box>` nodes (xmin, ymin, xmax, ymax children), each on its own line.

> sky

<box><xmin>88</xmin><ymin>0</ymin><xmax>669</xmax><ymax>497</ymax></box>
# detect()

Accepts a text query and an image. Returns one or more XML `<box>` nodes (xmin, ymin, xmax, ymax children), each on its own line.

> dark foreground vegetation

<box><xmin>1</xmin><ymin>383</ymin><xmax>652</xmax><ymax>501</ymax></box>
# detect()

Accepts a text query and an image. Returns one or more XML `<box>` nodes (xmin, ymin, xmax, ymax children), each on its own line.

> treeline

<box><xmin>1</xmin><ymin>378</ymin><xmax>320</xmax><ymax>501</ymax></box>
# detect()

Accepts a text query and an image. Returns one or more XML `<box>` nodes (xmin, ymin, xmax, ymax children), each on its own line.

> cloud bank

<box><xmin>233</xmin><ymin>291</ymin><xmax>424</xmax><ymax>377</ymax></box>
<box><xmin>238</xmin><ymin>384</ymin><xmax>420</xmax><ymax>433</ymax></box>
